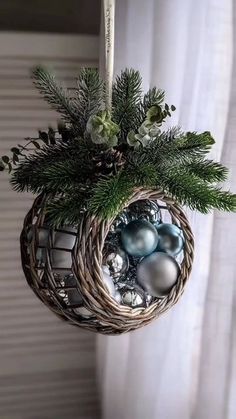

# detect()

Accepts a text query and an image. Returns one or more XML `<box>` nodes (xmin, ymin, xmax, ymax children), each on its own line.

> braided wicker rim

<box><xmin>20</xmin><ymin>188</ymin><xmax>194</xmax><ymax>335</ymax></box>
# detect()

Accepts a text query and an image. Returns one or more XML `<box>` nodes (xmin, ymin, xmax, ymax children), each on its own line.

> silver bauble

<box><xmin>74</xmin><ymin>306</ymin><xmax>93</xmax><ymax>318</ymax></box>
<box><xmin>102</xmin><ymin>266</ymin><xmax>116</xmax><ymax>297</ymax></box>
<box><xmin>121</xmin><ymin>219</ymin><xmax>158</xmax><ymax>257</ymax></box>
<box><xmin>114</xmin><ymin>290</ymin><xmax>122</xmax><ymax>304</ymax></box>
<box><xmin>128</xmin><ymin>200</ymin><xmax>161</xmax><ymax>225</ymax></box>
<box><xmin>120</xmin><ymin>287</ymin><xmax>146</xmax><ymax>308</ymax></box>
<box><xmin>103</xmin><ymin>243</ymin><xmax>129</xmax><ymax>281</ymax></box>
<box><xmin>137</xmin><ymin>252</ymin><xmax>180</xmax><ymax>298</ymax></box>
<box><xmin>156</xmin><ymin>223</ymin><xmax>184</xmax><ymax>256</ymax></box>
<box><xmin>110</xmin><ymin>210</ymin><xmax>130</xmax><ymax>233</ymax></box>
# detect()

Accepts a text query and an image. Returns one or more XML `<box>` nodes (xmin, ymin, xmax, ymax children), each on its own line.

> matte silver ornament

<box><xmin>128</xmin><ymin>200</ymin><xmax>161</xmax><ymax>225</ymax></box>
<box><xmin>137</xmin><ymin>252</ymin><xmax>180</xmax><ymax>298</ymax></box>
<box><xmin>121</xmin><ymin>219</ymin><xmax>159</xmax><ymax>257</ymax></box>
<box><xmin>103</xmin><ymin>243</ymin><xmax>129</xmax><ymax>281</ymax></box>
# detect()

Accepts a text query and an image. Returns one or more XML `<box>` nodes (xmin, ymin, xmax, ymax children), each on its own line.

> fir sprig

<box><xmin>88</xmin><ymin>171</ymin><xmax>134</xmax><ymax>219</ymax></box>
<box><xmin>112</xmin><ymin>69</ymin><xmax>142</xmax><ymax>142</ymax></box>
<box><xmin>1</xmin><ymin>66</ymin><xmax>235</xmax><ymax>226</ymax></box>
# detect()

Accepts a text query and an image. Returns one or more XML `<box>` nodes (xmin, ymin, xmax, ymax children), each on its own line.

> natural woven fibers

<box><xmin>20</xmin><ymin>189</ymin><xmax>194</xmax><ymax>335</ymax></box>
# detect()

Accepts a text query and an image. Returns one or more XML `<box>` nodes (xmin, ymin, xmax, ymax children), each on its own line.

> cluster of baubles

<box><xmin>102</xmin><ymin>200</ymin><xmax>185</xmax><ymax>308</ymax></box>
<box><xmin>32</xmin><ymin>199</ymin><xmax>184</xmax><ymax>317</ymax></box>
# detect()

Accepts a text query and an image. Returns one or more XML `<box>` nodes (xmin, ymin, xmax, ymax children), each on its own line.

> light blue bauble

<box><xmin>156</xmin><ymin>223</ymin><xmax>184</xmax><ymax>256</ymax></box>
<box><xmin>121</xmin><ymin>219</ymin><xmax>158</xmax><ymax>257</ymax></box>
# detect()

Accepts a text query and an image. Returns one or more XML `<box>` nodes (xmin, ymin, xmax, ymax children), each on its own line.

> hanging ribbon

<box><xmin>103</xmin><ymin>0</ymin><xmax>115</xmax><ymax>111</ymax></box>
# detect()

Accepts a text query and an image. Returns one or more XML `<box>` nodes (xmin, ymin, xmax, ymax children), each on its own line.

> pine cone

<box><xmin>92</xmin><ymin>149</ymin><xmax>125</xmax><ymax>176</ymax></box>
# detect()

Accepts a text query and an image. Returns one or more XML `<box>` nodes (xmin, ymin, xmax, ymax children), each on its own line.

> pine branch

<box><xmin>75</xmin><ymin>68</ymin><xmax>104</xmax><ymax>133</ymax></box>
<box><xmin>112</xmin><ymin>69</ymin><xmax>142</xmax><ymax>142</ymax></box>
<box><xmin>183</xmin><ymin>159</ymin><xmax>228</xmax><ymax>183</ymax></box>
<box><xmin>46</xmin><ymin>187</ymin><xmax>90</xmax><ymax>227</ymax></box>
<box><xmin>10</xmin><ymin>139</ymin><xmax>93</xmax><ymax>193</ymax></box>
<box><xmin>32</xmin><ymin>66</ymin><xmax>78</xmax><ymax>125</ymax></box>
<box><xmin>88</xmin><ymin>171</ymin><xmax>134</xmax><ymax>219</ymax></box>
<box><xmin>157</xmin><ymin>168</ymin><xmax>236</xmax><ymax>213</ymax></box>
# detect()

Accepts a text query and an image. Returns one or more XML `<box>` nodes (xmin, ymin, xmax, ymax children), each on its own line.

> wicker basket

<box><xmin>20</xmin><ymin>188</ymin><xmax>194</xmax><ymax>335</ymax></box>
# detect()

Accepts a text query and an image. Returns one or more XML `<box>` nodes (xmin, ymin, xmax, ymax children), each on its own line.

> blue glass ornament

<box><xmin>156</xmin><ymin>223</ymin><xmax>184</xmax><ymax>256</ymax></box>
<box><xmin>121</xmin><ymin>219</ymin><xmax>158</xmax><ymax>257</ymax></box>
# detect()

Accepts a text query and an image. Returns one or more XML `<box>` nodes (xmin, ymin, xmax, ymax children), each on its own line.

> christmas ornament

<box><xmin>103</xmin><ymin>243</ymin><xmax>129</xmax><ymax>280</ymax></box>
<box><xmin>121</xmin><ymin>219</ymin><xmax>158</xmax><ymax>257</ymax></box>
<box><xmin>114</xmin><ymin>291</ymin><xmax>122</xmax><ymax>304</ymax></box>
<box><xmin>102</xmin><ymin>266</ymin><xmax>116</xmax><ymax>297</ymax></box>
<box><xmin>137</xmin><ymin>252</ymin><xmax>180</xmax><ymax>298</ymax></box>
<box><xmin>7</xmin><ymin>0</ymin><xmax>235</xmax><ymax>334</ymax></box>
<box><xmin>74</xmin><ymin>306</ymin><xmax>94</xmax><ymax>318</ymax></box>
<box><xmin>120</xmin><ymin>286</ymin><xmax>146</xmax><ymax>308</ymax></box>
<box><xmin>110</xmin><ymin>210</ymin><xmax>130</xmax><ymax>233</ymax></box>
<box><xmin>128</xmin><ymin>199</ymin><xmax>161</xmax><ymax>225</ymax></box>
<box><xmin>156</xmin><ymin>223</ymin><xmax>184</xmax><ymax>256</ymax></box>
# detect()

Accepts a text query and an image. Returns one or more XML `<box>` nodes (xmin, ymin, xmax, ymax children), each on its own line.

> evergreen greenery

<box><xmin>1</xmin><ymin>66</ymin><xmax>235</xmax><ymax>226</ymax></box>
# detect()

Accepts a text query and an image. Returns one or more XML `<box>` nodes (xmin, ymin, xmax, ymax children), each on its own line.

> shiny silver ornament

<box><xmin>74</xmin><ymin>306</ymin><xmax>94</xmax><ymax>318</ymax></box>
<box><xmin>121</xmin><ymin>219</ymin><xmax>159</xmax><ymax>257</ymax></box>
<box><xmin>114</xmin><ymin>290</ymin><xmax>122</xmax><ymax>304</ymax></box>
<box><xmin>120</xmin><ymin>287</ymin><xmax>146</xmax><ymax>308</ymax></box>
<box><xmin>137</xmin><ymin>252</ymin><xmax>180</xmax><ymax>298</ymax></box>
<box><xmin>128</xmin><ymin>200</ymin><xmax>161</xmax><ymax>225</ymax></box>
<box><xmin>102</xmin><ymin>266</ymin><xmax>116</xmax><ymax>297</ymax></box>
<box><xmin>110</xmin><ymin>210</ymin><xmax>130</xmax><ymax>233</ymax></box>
<box><xmin>103</xmin><ymin>243</ymin><xmax>129</xmax><ymax>281</ymax></box>
<box><xmin>156</xmin><ymin>223</ymin><xmax>184</xmax><ymax>256</ymax></box>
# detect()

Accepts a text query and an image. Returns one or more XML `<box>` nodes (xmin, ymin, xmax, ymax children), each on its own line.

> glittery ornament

<box><xmin>137</xmin><ymin>252</ymin><xmax>180</xmax><ymax>298</ymax></box>
<box><xmin>156</xmin><ymin>223</ymin><xmax>184</xmax><ymax>256</ymax></box>
<box><xmin>128</xmin><ymin>200</ymin><xmax>161</xmax><ymax>225</ymax></box>
<box><xmin>121</xmin><ymin>219</ymin><xmax>158</xmax><ymax>257</ymax></box>
<box><xmin>103</xmin><ymin>243</ymin><xmax>129</xmax><ymax>281</ymax></box>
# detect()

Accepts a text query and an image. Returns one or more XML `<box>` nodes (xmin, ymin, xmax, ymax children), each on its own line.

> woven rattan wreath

<box><xmin>20</xmin><ymin>188</ymin><xmax>194</xmax><ymax>335</ymax></box>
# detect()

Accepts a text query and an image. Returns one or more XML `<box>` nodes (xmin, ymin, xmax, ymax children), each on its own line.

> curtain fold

<box><xmin>97</xmin><ymin>1</ymin><xmax>234</xmax><ymax>418</ymax></box>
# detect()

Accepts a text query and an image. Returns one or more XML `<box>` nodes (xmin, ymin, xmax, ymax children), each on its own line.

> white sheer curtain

<box><xmin>97</xmin><ymin>1</ymin><xmax>235</xmax><ymax>418</ymax></box>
